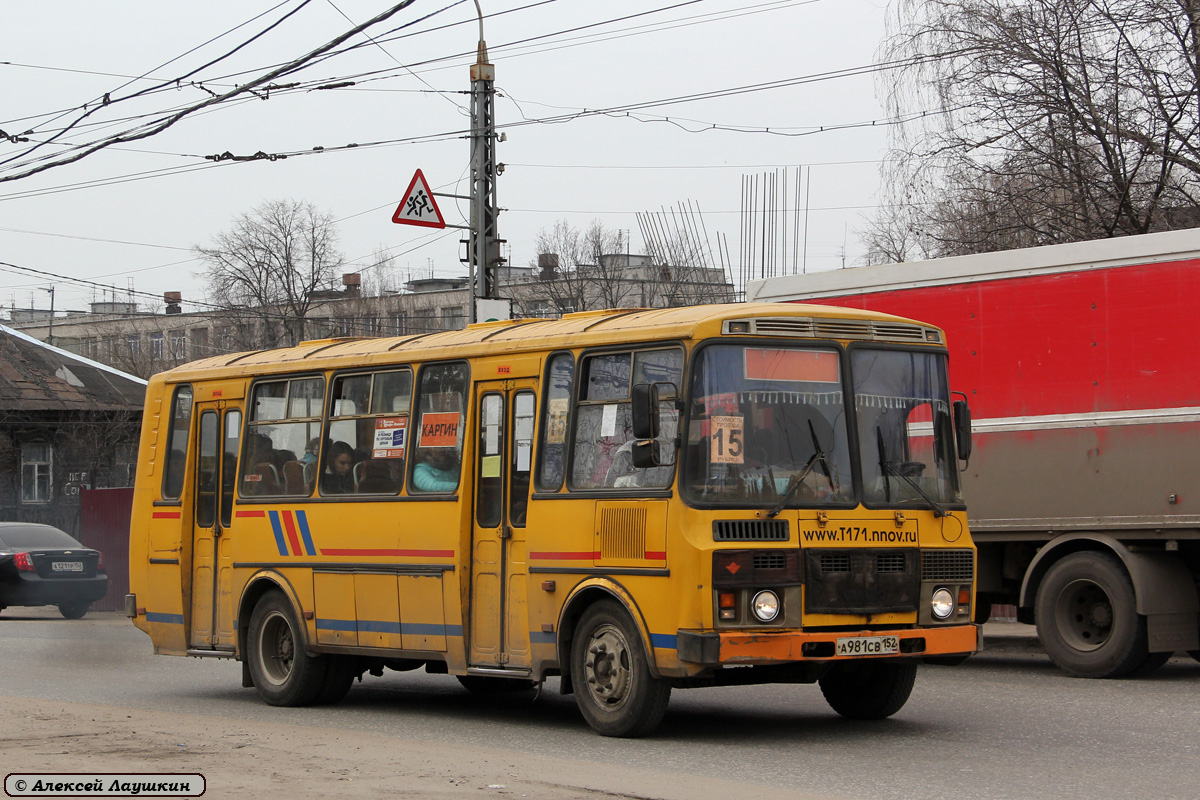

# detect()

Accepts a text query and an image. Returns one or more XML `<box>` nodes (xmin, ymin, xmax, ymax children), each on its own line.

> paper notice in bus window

<box><xmin>481</xmin><ymin>454</ymin><xmax>501</xmax><ymax>478</ymax></box>
<box><xmin>710</xmin><ymin>415</ymin><xmax>745</xmax><ymax>464</ymax></box>
<box><xmin>547</xmin><ymin>398</ymin><xmax>569</xmax><ymax>444</ymax></box>
<box><xmin>601</xmin><ymin>404</ymin><xmax>618</xmax><ymax>437</ymax></box>
<box><xmin>745</xmin><ymin>348</ymin><xmax>839</xmax><ymax>383</ymax></box>
<box><xmin>516</xmin><ymin>440</ymin><xmax>531</xmax><ymax>472</ymax></box>
<box><xmin>372</xmin><ymin>417</ymin><xmax>407</xmax><ymax>459</ymax></box>
<box><xmin>420</xmin><ymin>412</ymin><xmax>460</xmax><ymax>447</ymax></box>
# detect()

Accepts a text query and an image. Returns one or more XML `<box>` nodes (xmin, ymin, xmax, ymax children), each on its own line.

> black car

<box><xmin>0</xmin><ymin>523</ymin><xmax>108</xmax><ymax>619</ymax></box>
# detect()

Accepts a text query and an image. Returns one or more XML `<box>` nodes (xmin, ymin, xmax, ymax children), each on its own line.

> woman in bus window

<box><xmin>320</xmin><ymin>441</ymin><xmax>356</xmax><ymax>494</ymax></box>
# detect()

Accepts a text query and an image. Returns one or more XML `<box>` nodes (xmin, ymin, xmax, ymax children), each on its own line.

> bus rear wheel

<box><xmin>570</xmin><ymin>600</ymin><xmax>670</xmax><ymax>738</ymax></box>
<box><xmin>247</xmin><ymin>591</ymin><xmax>328</xmax><ymax>706</ymax></box>
<box><xmin>819</xmin><ymin>661</ymin><xmax>917</xmax><ymax>719</ymax></box>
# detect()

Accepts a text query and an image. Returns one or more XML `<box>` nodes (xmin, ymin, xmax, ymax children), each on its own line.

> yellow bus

<box><xmin>127</xmin><ymin>302</ymin><xmax>978</xmax><ymax>737</ymax></box>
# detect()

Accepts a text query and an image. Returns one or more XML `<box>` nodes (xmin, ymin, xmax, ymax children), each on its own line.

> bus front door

<box><xmin>189</xmin><ymin>402</ymin><xmax>241</xmax><ymax>650</ymax></box>
<box><xmin>469</xmin><ymin>381</ymin><xmax>537</xmax><ymax>670</ymax></box>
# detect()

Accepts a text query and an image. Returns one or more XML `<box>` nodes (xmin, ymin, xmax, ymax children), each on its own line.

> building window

<box><xmin>168</xmin><ymin>329</ymin><xmax>187</xmax><ymax>359</ymax></box>
<box><xmin>441</xmin><ymin>306</ymin><xmax>464</xmax><ymax>331</ymax></box>
<box><xmin>149</xmin><ymin>332</ymin><xmax>164</xmax><ymax>359</ymax></box>
<box><xmin>21</xmin><ymin>442</ymin><xmax>52</xmax><ymax>504</ymax></box>
<box><xmin>114</xmin><ymin>443</ymin><xmax>138</xmax><ymax>487</ymax></box>
<box><xmin>125</xmin><ymin>335</ymin><xmax>141</xmax><ymax>356</ymax></box>
<box><xmin>190</xmin><ymin>328</ymin><xmax>209</xmax><ymax>359</ymax></box>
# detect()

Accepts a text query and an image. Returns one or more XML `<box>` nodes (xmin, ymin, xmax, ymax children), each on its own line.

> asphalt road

<box><xmin>1</xmin><ymin>608</ymin><xmax>1197</xmax><ymax>799</ymax></box>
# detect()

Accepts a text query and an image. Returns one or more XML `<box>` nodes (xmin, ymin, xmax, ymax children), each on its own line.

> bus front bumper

<box><xmin>676</xmin><ymin>623</ymin><xmax>980</xmax><ymax>666</ymax></box>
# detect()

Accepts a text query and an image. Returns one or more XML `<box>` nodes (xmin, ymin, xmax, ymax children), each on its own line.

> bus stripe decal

<box><xmin>151</xmin><ymin>511</ymin><xmax>181</xmax><ymax>520</ymax></box>
<box><xmin>317</xmin><ymin>618</ymin><xmax>463</xmax><ymax>637</ymax></box>
<box><xmin>267</xmin><ymin>511</ymin><xmax>288</xmax><ymax>556</ymax></box>
<box><xmin>279</xmin><ymin>511</ymin><xmax>303</xmax><ymax>557</ymax></box>
<box><xmin>529</xmin><ymin>551</ymin><xmax>599</xmax><ymax>561</ymax></box>
<box><xmin>645</xmin><ymin>551</ymin><xmax>667</xmax><ymax>560</ymax></box>
<box><xmin>319</xmin><ymin>548</ymin><xmax>455</xmax><ymax>558</ymax></box>
<box><xmin>295</xmin><ymin>510</ymin><xmax>317</xmax><ymax>556</ymax></box>
<box><xmin>236</xmin><ymin>510</ymin><xmax>266</xmax><ymax>518</ymax></box>
<box><xmin>650</xmin><ymin>633</ymin><xmax>677</xmax><ymax>650</ymax></box>
<box><xmin>357</xmin><ymin>620</ymin><xmax>402</xmax><ymax>634</ymax></box>
<box><xmin>315</xmin><ymin>618</ymin><xmax>357</xmax><ymax>632</ymax></box>
<box><xmin>146</xmin><ymin>612</ymin><xmax>184</xmax><ymax>625</ymax></box>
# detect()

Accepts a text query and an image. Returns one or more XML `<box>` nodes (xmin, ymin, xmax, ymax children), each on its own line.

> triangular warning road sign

<box><xmin>392</xmin><ymin>169</ymin><xmax>446</xmax><ymax>229</ymax></box>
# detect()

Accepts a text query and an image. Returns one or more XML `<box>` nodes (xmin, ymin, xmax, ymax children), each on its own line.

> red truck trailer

<box><xmin>748</xmin><ymin>229</ymin><xmax>1200</xmax><ymax>677</ymax></box>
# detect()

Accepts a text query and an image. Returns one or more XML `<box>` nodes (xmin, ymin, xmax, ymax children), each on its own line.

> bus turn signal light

<box><xmin>719</xmin><ymin>592</ymin><xmax>736</xmax><ymax>620</ymax></box>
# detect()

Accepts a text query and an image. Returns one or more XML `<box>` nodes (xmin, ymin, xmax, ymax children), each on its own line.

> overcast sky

<box><xmin>1</xmin><ymin>0</ymin><xmax>892</xmax><ymax>317</ymax></box>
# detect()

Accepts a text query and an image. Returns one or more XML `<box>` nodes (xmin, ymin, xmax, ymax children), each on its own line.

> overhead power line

<box><xmin>0</xmin><ymin>0</ymin><xmax>427</xmax><ymax>184</ymax></box>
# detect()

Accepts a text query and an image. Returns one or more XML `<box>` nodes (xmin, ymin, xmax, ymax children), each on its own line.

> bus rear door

<box><xmin>189</xmin><ymin>401</ymin><xmax>241</xmax><ymax>651</ymax></box>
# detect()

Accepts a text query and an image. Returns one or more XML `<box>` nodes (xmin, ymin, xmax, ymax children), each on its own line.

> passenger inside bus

<box><xmin>320</xmin><ymin>441</ymin><xmax>356</xmax><ymax>494</ymax></box>
<box><xmin>412</xmin><ymin>448</ymin><xmax>459</xmax><ymax>492</ymax></box>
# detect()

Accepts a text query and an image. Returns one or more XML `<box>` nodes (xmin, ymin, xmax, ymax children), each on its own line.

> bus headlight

<box><xmin>751</xmin><ymin>590</ymin><xmax>780</xmax><ymax>622</ymax></box>
<box><xmin>931</xmin><ymin>587</ymin><xmax>955</xmax><ymax>620</ymax></box>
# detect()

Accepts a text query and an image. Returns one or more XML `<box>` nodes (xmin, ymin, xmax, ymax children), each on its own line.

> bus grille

<box><xmin>921</xmin><ymin>549</ymin><xmax>975</xmax><ymax>581</ymax></box>
<box><xmin>737</xmin><ymin>317</ymin><xmax>933</xmax><ymax>343</ymax></box>
<box><xmin>805</xmin><ymin>548</ymin><xmax>919</xmax><ymax>614</ymax></box>
<box><xmin>598</xmin><ymin>507</ymin><xmax>647</xmax><ymax>559</ymax></box>
<box><xmin>753</xmin><ymin>552</ymin><xmax>787</xmax><ymax>571</ymax></box>
<box><xmin>712</xmin><ymin>519</ymin><xmax>789</xmax><ymax>542</ymax></box>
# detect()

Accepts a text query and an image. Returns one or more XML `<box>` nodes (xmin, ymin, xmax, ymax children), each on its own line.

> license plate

<box><xmin>51</xmin><ymin>561</ymin><xmax>84</xmax><ymax>572</ymax></box>
<box><xmin>835</xmin><ymin>635</ymin><xmax>899</xmax><ymax>656</ymax></box>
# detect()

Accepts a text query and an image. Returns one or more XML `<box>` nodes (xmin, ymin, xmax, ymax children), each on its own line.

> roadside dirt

<box><xmin>0</xmin><ymin>695</ymin><xmax>816</xmax><ymax>799</ymax></box>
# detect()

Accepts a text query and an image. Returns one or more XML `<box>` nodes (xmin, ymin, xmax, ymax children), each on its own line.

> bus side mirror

<box><xmin>631</xmin><ymin>382</ymin><xmax>677</xmax><ymax>440</ymax></box>
<box><xmin>631</xmin><ymin>440</ymin><xmax>660</xmax><ymax>469</ymax></box>
<box><xmin>953</xmin><ymin>398</ymin><xmax>972</xmax><ymax>462</ymax></box>
<box><xmin>631</xmin><ymin>382</ymin><xmax>678</xmax><ymax>468</ymax></box>
<box><xmin>631</xmin><ymin>383</ymin><xmax>658</xmax><ymax>440</ymax></box>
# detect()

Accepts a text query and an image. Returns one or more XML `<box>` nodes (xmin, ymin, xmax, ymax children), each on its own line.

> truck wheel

<box><xmin>58</xmin><ymin>601</ymin><xmax>90</xmax><ymax>620</ymax></box>
<box><xmin>1035</xmin><ymin>552</ymin><xmax>1149</xmax><ymax>678</ymax></box>
<box><xmin>570</xmin><ymin>600</ymin><xmax>670</xmax><ymax>737</ymax></box>
<box><xmin>819</xmin><ymin>661</ymin><xmax>917</xmax><ymax>719</ymax></box>
<box><xmin>247</xmin><ymin>591</ymin><xmax>328</xmax><ymax>706</ymax></box>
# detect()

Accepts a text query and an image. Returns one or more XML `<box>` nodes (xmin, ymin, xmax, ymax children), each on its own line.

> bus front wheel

<box><xmin>819</xmin><ymin>661</ymin><xmax>917</xmax><ymax>719</ymax></box>
<box><xmin>247</xmin><ymin>591</ymin><xmax>328</xmax><ymax>706</ymax></box>
<box><xmin>570</xmin><ymin>600</ymin><xmax>670</xmax><ymax>737</ymax></box>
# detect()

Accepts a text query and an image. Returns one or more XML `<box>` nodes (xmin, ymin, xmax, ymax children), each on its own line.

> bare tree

<box><xmin>865</xmin><ymin>0</ymin><xmax>1200</xmax><ymax>259</ymax></box>
<box><xmin>521</xmin><ymin>220</ymin><xmax>636</xmax><ymax>314</ymax></box>
<box><xmin>197</xmin><ymin>199</ymin><xmax>344</xmax><ymax>347</ymax></box>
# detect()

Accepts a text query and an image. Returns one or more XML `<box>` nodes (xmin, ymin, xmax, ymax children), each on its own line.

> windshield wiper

<box><xmin>767</xmin><ymin>420</ymin><xmax>836</xmax><ymax>518</ymax></box>
<box><xmin>876</xmin><ymin>427</ymin><xmax>947</xmax><ymax>518</ymax></box>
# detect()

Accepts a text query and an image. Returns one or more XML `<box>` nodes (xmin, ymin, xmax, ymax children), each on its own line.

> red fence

<box><xmin>79</xmin><ymin>488</ymin><xmax>133</xmax><ymax>612</ymax></box>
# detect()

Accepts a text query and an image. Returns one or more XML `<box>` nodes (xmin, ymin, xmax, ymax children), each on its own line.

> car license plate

<box><xmin>52</xmin><ymin>561</ymin><xmax>84</xmax><ymax>572</ymax></box>
<box><xmin>835</xmin><ymin>635</ymin><xmax>899</xmax><ymax>656</ymax></box>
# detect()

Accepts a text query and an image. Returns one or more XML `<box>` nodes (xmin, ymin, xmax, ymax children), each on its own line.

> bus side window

<box><xmin>161</xmin><ymin>384</ymin><xmax>193</xmax><ymax>501</ymax></box>
<box><xmin>409</xmin><ymin>362</ymin><xmax>468</xmax><ymax>494</ymax></box>
<box><xmin>241</xmin><ymin>377</ymin><xmax>323</xmax><ymax>497</ymax></box>
<box><xmin>220</xmin><ymin>409</ymin><xmax>241</xmax><ymax>526</ymax></box>
<box><xmin>536</xmin><ymin>353</ymin><xmax>573</xmax><ymax>492</ymax></box>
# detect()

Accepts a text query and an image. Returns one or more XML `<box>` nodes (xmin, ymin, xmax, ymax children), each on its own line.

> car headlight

<box><xmin>751</xmin><ymin>590</ymin><xmax>780</xmax><ymax>622</ymax></box>
<box><xmin>931</xmin><ymin>587</ymin><xmax>955</xmax><ymax>620</ymax></box>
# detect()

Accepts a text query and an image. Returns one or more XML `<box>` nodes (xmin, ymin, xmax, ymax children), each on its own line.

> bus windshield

<box><xmin>852</xmin><ymin>347</ymin><xmax>962</xmax><ymax>508</ymax></box>
<box><xmin>683</xmin><ymin>344</ymin><xmax>855</xmax><ymax>506</ymax></box>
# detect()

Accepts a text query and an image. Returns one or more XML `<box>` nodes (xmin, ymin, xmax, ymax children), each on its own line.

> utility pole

<box><xmin>44</xmin><ymin>286</ymin><xmax>55</xmax><ymax>347</ymax></box>
<box><xmin>468</xmin><ymin>0</ymin><xmax>503</xmax><ymax>324</ymax></box>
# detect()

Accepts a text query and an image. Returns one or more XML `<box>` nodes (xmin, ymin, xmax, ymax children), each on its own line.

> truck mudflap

<box><xmin>676</xmin><ymin>624</ymin><xmax>979</xmax><ymax>666</ymax></box>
